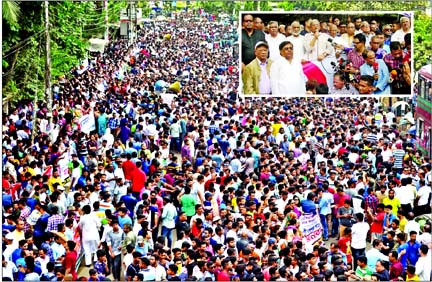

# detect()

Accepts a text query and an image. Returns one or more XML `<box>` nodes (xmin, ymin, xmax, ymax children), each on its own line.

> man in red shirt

<box><xmin>338</xmin><ymin>227</ymin><xmax>353</xmax><ymax>266</ymax></box>
<box><xmin>368</xmin><ymin>203</ymin><xmax>385</xmax><ymax>243</ymax></box>
<box><xmin>122</xmin><ymin>153</ymin><xmax>136</xmax><ymax>181</ymax></box>
<box><xmin>389</xmin><ymin>250</ymin><xmax>403</xmax><ymax>280</ymax></box>
<box><xmin>130</xmin><ymin>161</ymin><xmax>146</xmax><ymax>198</ymax></box>
<box><xmin>217</xmin><ymin>258</ymin><xmax>233</xmax><ymax>281</ymax></box>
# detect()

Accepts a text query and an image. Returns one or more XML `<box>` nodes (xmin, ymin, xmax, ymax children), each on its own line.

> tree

<box><xmin>2</xmin><ymin>1</ymin><xmax>21</xmax><ymax>26</ymax></box>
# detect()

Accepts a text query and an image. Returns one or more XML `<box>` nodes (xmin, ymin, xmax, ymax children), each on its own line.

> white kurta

<box><xmin>270</xmin><ymin>58</ymin><xmax>307</xmax><ymax>95</ymax></box>
<box><xmin>265</xmin><ymin>33</ymin><xmax>286</xmax><ymax>61</ymax></box>
<box><xmin>79</xmin><ymin>213</ymin><xmax>100</xmax><ymax>254</ymax></box>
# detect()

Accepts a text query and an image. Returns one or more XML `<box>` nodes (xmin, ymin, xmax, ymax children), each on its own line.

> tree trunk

<box><xmin>4</xmin><ymin>50</ymin><xmax>20</xmax><ymax>87</ymax></box>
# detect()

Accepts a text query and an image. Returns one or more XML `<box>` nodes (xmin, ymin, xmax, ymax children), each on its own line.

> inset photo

<box><xmin>239</xmin><ymin>11</ymin><xmax>414</xmax><ymax>96</ymax></box>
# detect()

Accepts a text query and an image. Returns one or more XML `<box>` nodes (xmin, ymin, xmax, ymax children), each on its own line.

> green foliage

<box><xmin>2</xmin><ymin>1</ymin><xmax>21</xmax><ymax>26</ymax></box>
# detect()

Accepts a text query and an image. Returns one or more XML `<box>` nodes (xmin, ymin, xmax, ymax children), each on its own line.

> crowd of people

<box><xmin>241</xmin><ymin>14</ymin><xmax>412</xmax><ymax>95</ymax></box>
<box><xmin>2</xmin><ymin>8</ymin><xmax>431</xmax><ymax>282</ymax></box>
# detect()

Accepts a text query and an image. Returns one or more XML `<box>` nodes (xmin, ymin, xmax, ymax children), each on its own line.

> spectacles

<box><xmin>383</xmin><ymin>29</ymin><xmax>391</xmax><ymax>31</ymax></box>
<box><xmin>283</xmin><ymin>47</ymin><xmax>293</xmax><ymax>50</ymax></box>
<box><xmin>244</xmin><ymin>20</ymin><xmax>253</xmax><ymax>23</ymax></box>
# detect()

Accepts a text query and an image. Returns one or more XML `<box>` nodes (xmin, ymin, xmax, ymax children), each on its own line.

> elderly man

<box><xmin>270</xmin><ymin>41</ymin><xmax>307</xmax><ymax>95</ymax></box>
<box><xmin>265</xmin><ymin>21</ymin><xmax>286</xmax><ymax>61</ymax></box>
<box><xmin>242</xmin><ymin>41</ymin><xmax>273</xmax><ymax>95</ymax></box>
<box><xmin>286</xmin><ymin>21</ymin><xmax>305</xmax><ymax>62</ymax></box>
<box><xmin>328</xmin><ymin>72</ymin><xmax>359</xmax><ymax>95</ymax></box>
<box><xmin>391</xmin><ymin>16</ymin><xmax>412</xmax><ymax>46</ymax></box>
<box><xmin>360</xmin><ymin>50</ymin><xmax>390</xmax><ymax>94</ymax></box>
<box><xmin>340</xmin><ymin>22</ymin><xmax>356</xmax><ymax>48</ymax></box>
<box><xmin>303</xmin><ymin>19</ymin><xmax>333</xmax><ymax>61</ymax></box>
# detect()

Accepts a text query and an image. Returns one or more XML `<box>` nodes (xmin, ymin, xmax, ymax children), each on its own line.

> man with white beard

<box><xmin>286</xmin><ymin>21</ymin><xmax>305</xmax><ymax>62</ymax></box>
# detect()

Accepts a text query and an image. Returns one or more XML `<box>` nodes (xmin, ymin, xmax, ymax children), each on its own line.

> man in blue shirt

<box><xmin>301</xmin><ymin>192</ymin><xmax>318</xmax><ymax>215</ymax></box>
<box><xmin>406</xmin><ymin>231</ymin><xmax>421</xmax><ymax>267</ymax></box>
<box><xmin>318</xmin><ymin>185</ymin><xmax>334</xmax><ymax>241</ymax></box>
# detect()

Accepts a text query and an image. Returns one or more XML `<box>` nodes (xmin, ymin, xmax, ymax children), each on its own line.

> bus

<box><xmin>416</xmin><ymin>64</ymin><xmax>432</xmax><ymax>158</ymax></box>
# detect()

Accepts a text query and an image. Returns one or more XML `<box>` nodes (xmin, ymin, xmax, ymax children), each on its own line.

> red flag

<box><xmin>43</xmin><ymin>166</ymin><xmax>53</xmax><ymax>178</ymax></box>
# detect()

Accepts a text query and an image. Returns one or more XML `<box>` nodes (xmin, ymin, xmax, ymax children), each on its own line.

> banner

<box><xmin>299</xmin><ymin>213</ymin><xmax>323</xmax><ymax>245</ymax></box>
<box><xmin>79</xmin><ymin>111</ymin><xmax>96</xmax><ymax>134</ymax></box>
<box><xmin>57</xmin><ymin>157</ymin><xmax>70</xmax><ymax>181</ymax></box>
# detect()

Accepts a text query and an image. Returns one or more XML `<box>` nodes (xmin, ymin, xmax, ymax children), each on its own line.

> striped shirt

<box><xmin>347</xmin><ymin>49</ymin><xmax>366</xmax><ymax>69</ymax></box>
<box><xmin>19</xmin><ymin>206</ymin><xmax>32</xmax><ymax>233</ymax></box>
<box><xmin>367</xmin><ymin>133</ymin><xmax>378</xmax><ymax>144</ymax></box>
<box><xmin>392</xmin><ymin>149</ymin><xmax>405</xmax><ymax>168</ymax></box>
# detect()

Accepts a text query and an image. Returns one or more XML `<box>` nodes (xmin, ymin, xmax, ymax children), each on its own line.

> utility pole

<box><xmin>44</xmin><ymin>1</ymin><xmax>52</xmax><ymax>125</ymax></box>
<box><xmin>104</xmin><ymin>0</ymin><xmax>109</xmax><ymax>41</ymax></box>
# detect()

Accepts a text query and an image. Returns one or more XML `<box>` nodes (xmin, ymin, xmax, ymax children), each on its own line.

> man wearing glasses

<box><xmin>270</xmin><ymin>41</ymin><xmax>307</xmax><ymax>95</ymax></box>
<box><xmin>345</xmin><ymin>33</ymin><xmax>367</xmax><ymax>81</ymax></box>
<box><xmin>241</xmin><ymin>14</ymin><xmax>266</xmax><ymax>71</ymax></box>
<box><xmin>382</xmin><ymin>24</ymin><xmax>393</xmax><ymax>48</ymax></box>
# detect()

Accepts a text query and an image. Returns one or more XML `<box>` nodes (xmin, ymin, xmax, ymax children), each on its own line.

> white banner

<box><xmin>299</xmin><ymin>213</ymin><xmax>323</xmax><ymax>245</ymax></box>
<box><xmin>57</xmin><ymin>157</ymin><xmax>70</xmax><ymax>181</ymax></box>
<box><xmin>79</xmin><ymin>111</ymin><xmax>96</xmax><ymax>134</ymax></box>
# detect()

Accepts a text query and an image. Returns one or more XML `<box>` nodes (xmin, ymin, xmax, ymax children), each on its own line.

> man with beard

<box><xmin>382</xmin><ymin>189</ymin><xmax>400</xmax><ymax>215</ymax></box>
<box><xmin>286</xmin><ymin>21</ymin><xmax>305</xmax><ymax>62</ymax></box>
<box><xmin>217</xmin><ymin>258</ymin><xmax>233</xmax><ymax>281</ymax></box>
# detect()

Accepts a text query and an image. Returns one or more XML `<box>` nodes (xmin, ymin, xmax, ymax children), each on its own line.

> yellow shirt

<box><xmin>399</xmin><ymin>217</ymin><xmax>408</xmax><ymax>233</ymax></box>
<box><xmin>382</xmin><ymin>197</ymin><xmax>401</xmax><ymax>215</ymax></box>
<box><xmin>271</xmin><ymin>123</ymin><xmax>282</xmax><ymax>137</ymax></box>
<box><xmin>47</xmin><ymin>176</ymin><xmax>63</xmax><ymax>193</ymax></box>
<box><xmin>407</xmin><ymin>274</ymin><xmax>420</xmax><ymax>281</ymax></box>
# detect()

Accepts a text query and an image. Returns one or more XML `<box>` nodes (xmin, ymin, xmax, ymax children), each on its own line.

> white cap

<box><xmin>5</xmin><ymin>232</ymin><xmax>15</xmax><ymax>240</ymax></box>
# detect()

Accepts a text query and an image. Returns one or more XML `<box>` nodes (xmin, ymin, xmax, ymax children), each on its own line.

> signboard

<box><xmin>79</xmin><ymin>111</ymin><xmax>96</xmax><ymax>134</ymax></box>
<box><xmin>57</xmin><ymin>157</ymin><xmax>70</xmax><ymax>182</ymax></box>
<box><xmin>299</xmin><ymin>213</ymin><xmax>323</xmax><ymax>245</ymax></box>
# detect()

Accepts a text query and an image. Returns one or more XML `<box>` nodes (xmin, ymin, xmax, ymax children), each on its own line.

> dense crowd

<box><xmin>2</xmin><ymin>8</ymin><xmax>431</xmax><ymax>282</ymax></box>
<box><xmin>241</xmin><ymin>14</ymin><xmax>412</xmax><ymax>95</ymax></box>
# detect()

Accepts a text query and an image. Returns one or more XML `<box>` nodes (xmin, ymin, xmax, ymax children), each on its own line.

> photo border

<box><xmin>238</xmin><ymin>10</ymin><xmax>414</xmax><ymax>98</ymax></box>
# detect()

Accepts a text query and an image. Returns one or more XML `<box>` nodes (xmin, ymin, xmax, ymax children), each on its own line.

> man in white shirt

<box><xmin>286</xmin><ymin>21</ymin><xmax>305</xmax><ymax>62</ymax></box>
<box><xmin>303</xmin><ymin>19</ymin><xmax>333</xmax><ymax>61</ymax></box>
<box><xmin>415</xmin><ymin>244</ymin><xmax>431</xmax><ymax>281</ymax></box>
<box><xmin>351</xmin><ymin>213</ymin><xmax>370</xmax><ymax>269</ymax></box>
<box><xmin>391</xmin><ymin>16</ymin><xmax>412</xmax><ymax>46</ymax></box>
<box><xmin>416</xmin><ymin>179</ymin><xmax>431</xmax><ymax>216</ymax></box>
<box><xmin>418</xmin><ymin>223</ymin><xmax>431</xmax><ymax>248</ymax></box>
<box><xmin>270</xmin><ymin>41</ymin><xmax>307</xmax><ymax>95</ymax></box>
<box><xmin>265</xmin><ymin>21</ymin><xmax>286</xmax><ymax>61</ymax></box>
<box><xmin>404</xmin><ymin>212</ymin><xmax>420</xmax><ymax>236</ymax></box>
